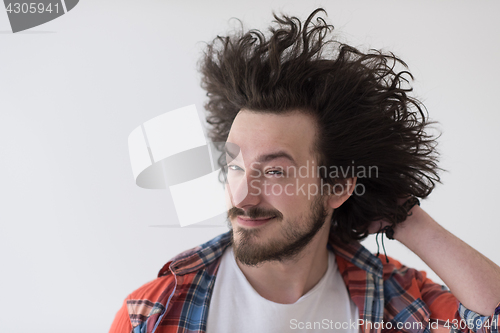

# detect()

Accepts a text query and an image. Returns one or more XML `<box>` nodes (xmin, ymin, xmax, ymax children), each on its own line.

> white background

<box><xmin>1</xmin><ymin>1</ymin><xmax>499</xmax><ymax>332</ymax></box>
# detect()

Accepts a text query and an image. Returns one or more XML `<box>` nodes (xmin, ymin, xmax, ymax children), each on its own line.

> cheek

<box><xmin>264</xmin><ymin>183</ymin><xmax>310</xmax><ymax>215</ymax></box>
<box><xmin>224</xmin><ymin>184</ymin><xmax>234</xmax><ymax>210</ymax></box>
<box><xmin>266</xmin><ymin>177</ymin><xmax>320</xmax><ymax>202</ymax></box>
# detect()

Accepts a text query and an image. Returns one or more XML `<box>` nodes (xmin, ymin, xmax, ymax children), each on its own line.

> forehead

<box><xmin>227</xmin><ymin>109</ymin><xmax>318</xmax><ymax>163</ymax></box>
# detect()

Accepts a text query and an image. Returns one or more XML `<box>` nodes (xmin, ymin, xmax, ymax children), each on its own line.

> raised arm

<box><xmin>393</xmin><ymin>205</ymin><xmax>500</xmax><ymax>316</ymax></box>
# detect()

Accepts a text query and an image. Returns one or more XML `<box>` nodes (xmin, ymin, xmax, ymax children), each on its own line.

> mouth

<box><xmin>236</xmin><ymin>215</ymin><xmax>276</xmax><ymax>227</ymax></box>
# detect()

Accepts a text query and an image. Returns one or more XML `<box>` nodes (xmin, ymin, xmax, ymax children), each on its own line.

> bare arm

<box><xmin>393</xmin><ymin>205</ymin><xmax>500</xmax><ymax>316</ymax></box>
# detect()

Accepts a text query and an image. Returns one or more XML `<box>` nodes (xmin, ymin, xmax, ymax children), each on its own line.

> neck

<box><xmin>235</xmin><ymin>221</ymin><xmax>331</xmax><ymax>304</ymax></box>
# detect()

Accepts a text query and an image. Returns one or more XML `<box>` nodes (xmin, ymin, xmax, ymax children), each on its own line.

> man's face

<box><xmin>225</xmin><ymin>109</ymin><xmax>333</xmax><ymax>266</ymax></box>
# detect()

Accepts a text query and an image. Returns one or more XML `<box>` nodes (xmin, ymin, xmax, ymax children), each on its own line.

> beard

<box><xmin>227</xmin><ymin>194</ymin><xmax>329</xmax><ymax>266</ymax></box>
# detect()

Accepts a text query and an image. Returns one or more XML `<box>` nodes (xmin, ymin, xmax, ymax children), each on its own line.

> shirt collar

<box><xmin>328</xmin><ymin>233</ymin><xmax>384</xmax><ymax>278</ymax></box>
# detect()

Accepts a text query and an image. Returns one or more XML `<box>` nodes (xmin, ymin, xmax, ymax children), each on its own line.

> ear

<box><xmin>327</xmin><ymin>177</ymin><xmax>357</xmax><ymax>210</ymax></box>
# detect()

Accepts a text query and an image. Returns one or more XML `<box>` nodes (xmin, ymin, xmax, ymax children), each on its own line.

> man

<box><xmin>110</xmin><ymin>8</ymin><xmax>500</xmax><ymax>333</ymax></box>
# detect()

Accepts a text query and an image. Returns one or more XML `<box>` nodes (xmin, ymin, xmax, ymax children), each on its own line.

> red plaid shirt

<box><xmin>110</xmin><ymin>231</ymin><xmax>500</xmax><ymax>333</ymax></box>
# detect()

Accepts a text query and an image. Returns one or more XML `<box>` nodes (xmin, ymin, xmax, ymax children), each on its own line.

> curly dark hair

<box><xmin>198</xmin><ymin>8</ymin><xmax>442</xmax><ymax>243</ymax></box>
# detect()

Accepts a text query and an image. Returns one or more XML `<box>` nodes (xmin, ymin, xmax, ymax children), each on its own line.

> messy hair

<box><xmin>199</xmin><ymin>8</ymin><xmax>441</xmax><ymax>243</ymax></box>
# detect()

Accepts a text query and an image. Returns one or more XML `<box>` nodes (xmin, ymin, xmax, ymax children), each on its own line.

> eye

<box><xmin>265</xmin><ymin>168</ymin><xmax>284</xmax><ymax>176</ymax></box>
<box><xmin>228</xmin><ymin>164</ymin><xmax>243</xmax><ymax>171</ymax></box>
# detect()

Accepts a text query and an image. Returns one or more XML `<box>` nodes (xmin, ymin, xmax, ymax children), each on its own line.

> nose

<box><xmin>227</xmin><ymin>171</ymin><xmax>262</xmax><ymax>209</ymax></box>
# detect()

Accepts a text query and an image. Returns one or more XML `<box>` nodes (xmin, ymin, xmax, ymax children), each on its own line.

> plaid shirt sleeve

<box><xmin>108</xmin><ymin>270</ymin><xmax>177</xmax><ymax>333</ymax></box>
<box><xmin>406</xmin><ymin>263</ymin><xmax>500</xmax><ymax>333</ymax></box>
<box><xmin>109</xmin><ymin>299</ymin><xmax>133</xmax><ymax>333</ymax></box>
<box><xmin>379</xmin><ymin>254</ymin><xmax>500</xmax><ymax>333</ymax></box>
<box><xmin>456</xmin><ymin>301</ymin><xmax>500</xmax><ymax>333</ymax></box>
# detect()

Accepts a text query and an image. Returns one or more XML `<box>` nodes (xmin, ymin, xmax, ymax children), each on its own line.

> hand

<box><xmin>367</xmin><ymin>196</ymin><xmax>414</xmax><ymax>235</ymax></box>
<box><xmin>367</xmin><ymin>218</ymin><xmax>392</xmax><ymax>235</ymax></box>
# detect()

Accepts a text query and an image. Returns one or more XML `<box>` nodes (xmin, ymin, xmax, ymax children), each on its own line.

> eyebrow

<box><xmin>225</xmin><ymin>147</ymin><xmax>297</xmax><ymax>166</ymax></box>
<box><xmin>256</xmin><ymin>151</ymin><xmax>297</xmax><ymax>166</ymax></box>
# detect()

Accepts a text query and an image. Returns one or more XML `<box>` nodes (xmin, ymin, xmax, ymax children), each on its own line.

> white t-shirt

<box><xmin>206</xmin><ymin>246</ymin><xmax>360</xmax><ymax>333</ymax></box>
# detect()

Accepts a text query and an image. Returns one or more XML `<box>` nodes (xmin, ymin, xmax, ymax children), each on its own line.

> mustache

<box><xmin>228</xmin><ymin>206</ymin><xmax>283</xmax><ymax>220</ymax></box>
